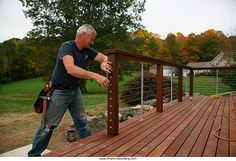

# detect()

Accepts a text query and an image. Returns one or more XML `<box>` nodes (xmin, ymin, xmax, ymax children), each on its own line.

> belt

<box><xmin>53</xmin><ymin>84</ymin><xmax>79</xmax><ymax>90</ymax></box>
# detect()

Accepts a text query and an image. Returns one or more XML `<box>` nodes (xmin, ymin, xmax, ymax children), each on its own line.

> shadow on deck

<box><xmin>44</xmin><ymin>95</ymin><xmax>236</xmax><ymax>157</ymax></box>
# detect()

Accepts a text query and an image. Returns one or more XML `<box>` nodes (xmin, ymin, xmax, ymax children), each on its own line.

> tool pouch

<box><xmin>34</xmin><ymin>82</ymin><xmax>54</xmax><ymax>114</ymax></box>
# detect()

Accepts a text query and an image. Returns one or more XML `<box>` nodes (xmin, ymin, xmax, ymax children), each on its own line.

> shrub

<box><xmin>120</xmin><ymin>72</ymin><xmax>178</xmax><ymax>105</ymax></box>
<box><xmin>221</xmin><ymin>69</ymin><xmax>236</xmax><ymax>90</ymax></box>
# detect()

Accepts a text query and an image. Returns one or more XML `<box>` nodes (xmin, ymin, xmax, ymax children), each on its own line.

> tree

<box><xmin>20</xmin><ymin>0</ymin><xmax>146</xmax><ymax>93</ymax></box>
<box><xmin>176</xmin><ymin>32</ymin><xmax>189</xmax><ymax>64</ymax></box>
<box><xmin>129</xmin><ymin>29</ymin><xmax>158</xmax><ymax>57</ymax></box>
<box><xmin>198</xmin><ymin>29</ymin><xmax>225</xmax><ymax>61</ymax></box>
<box><xmin>226</xmin><ymin>36</ymin><xmax>236</xmax><ymax>65</ymax></box>
<box><xmin>0</xmin><ymin>38</ymin><xmax>41</xmax><ymax>83</ymax></box>
<box><xmin>152</xmin><ymin>33</ymin><xmax>171</xmax><ymax>61</ymax></box>
<box><xmin>164</xmin><ymin>33</ymin><xmax>180</xmax><ymax>63</ymax></box>
<box><xmin>0</xmin><ymin>39</ymin><xmax>18</xmax><ymax>83</ymax></box>
<box><xmin>184</xmin><ymin>33</ymin><xmax>200</xmax><ymax>63</ymax></box>
<box><xmin>20</xmin><ymin>0</ymin><xmax>146</xmax><ymax>50</ymax></box>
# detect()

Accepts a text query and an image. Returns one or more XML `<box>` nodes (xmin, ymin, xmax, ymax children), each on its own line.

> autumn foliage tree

<box><xmin>130</xmin><ymin>29</ymin><xmax>235</xmax><ymax>65</ymax></box>
<box><xmin>129</xmin><ymin>29</ymin><xmax>158</xmax><ymax>57</ymax></box>
<box><xmin>184</xmin><ymin>33</ymin><xmax>200</xmax><ymax>62</ymax></box>
<box><xmin>0</xmin><ymin>38</ymin><xmax>41</xmax><ymax>83</ymax></box>
<box><xmin>198</xmin><ymin>29</ymin><xmax>226</xmax><ymax>61</ymax></box>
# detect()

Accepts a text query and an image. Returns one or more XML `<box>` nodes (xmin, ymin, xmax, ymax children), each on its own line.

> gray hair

<box><xmin>76</xmin><ymin>24</ymin><xmax>97</xmax><ymax>37</ymax></box>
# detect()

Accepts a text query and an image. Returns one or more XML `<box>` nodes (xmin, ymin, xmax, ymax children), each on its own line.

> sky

<box><xmin>0</xmin><ymin>0</ymin><xmax>236</xmax><ymax>43</ymax></box>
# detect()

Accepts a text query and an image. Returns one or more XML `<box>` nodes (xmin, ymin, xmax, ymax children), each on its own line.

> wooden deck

<box><xmin>44</xmin><ymin>95</ymin><xmax>236</xmax><ymax>157</ymax></box>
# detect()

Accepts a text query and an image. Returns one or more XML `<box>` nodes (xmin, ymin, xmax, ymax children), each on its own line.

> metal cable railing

<box><xmin>106</xmin><ymin>50</ymin><xmax>190</xmax><ymax>135</ymax></box>
<box><xmin>119</xmin><ymin>63</ymin><xmax>181</xmax><ymax>108</ymax></box>
<box><xmin>119</xmin><ymin>62</ymin><xmax>155</xmax><ymax>107</ymax></box>
<box><xmin>193</xmin><ymin>69</ymin><xmax>236</xmax><ymax>96</ymax></box>
<box><xmin>118</xmin><ymin>63</ymin><xmax>178</xmax><ymax>123</ymax></box>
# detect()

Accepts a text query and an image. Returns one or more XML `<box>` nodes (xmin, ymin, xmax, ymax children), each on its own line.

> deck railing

<box><xmin>106</xmin><ymin>49</ymin><xmax>191</xmax><ymax>136</ymax></box>
<box><xmin>191</xmin><ymin>67</ymin><xmax>236</xmax><ymax>96</ymax></box>
<box><xmin>105</xmin><ymin>49</ymin><xmax>236</xmax><ymax>136</ymax></box>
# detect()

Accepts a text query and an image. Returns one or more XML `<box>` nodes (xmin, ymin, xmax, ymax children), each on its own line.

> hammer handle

<box><xmin>41</xmin><ymin>100</ymin><xmax>47</xmax><ymax>129</ymax></box>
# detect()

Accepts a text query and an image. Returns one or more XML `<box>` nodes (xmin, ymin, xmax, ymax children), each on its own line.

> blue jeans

<box><xmin>28</xmin><ymin>88</ymin><xmax>91</xmax><ymax>157</ymax></box>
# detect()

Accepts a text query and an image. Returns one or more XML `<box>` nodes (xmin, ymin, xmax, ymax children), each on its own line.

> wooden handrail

<box><xmin>106</xmin><ymin>49</ymin><xmax>236</xmax><ymax>71</ymax></box>
<box><xmin>192</xmin><ymin>66</ymin><xmax>236</xmax><ymax>70</ymax></box>
<box><xmin>105</xmin><ymin>49</ymin><xmax>192</xmax><ymax>69</ymax></box>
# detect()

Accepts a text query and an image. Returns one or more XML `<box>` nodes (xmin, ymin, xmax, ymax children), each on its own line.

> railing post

<box><xmin>178</xmin><ymin>68</ymin><xmax>183</xmax><ymax>102</ymax></box>
<box><xmin>170</xmin><ymin>68</ymin><xmax>173</xmax><ymax>105</ymax></box>
<box><xmin>140</xmin><ymin>63</ymin><xmax>144</xmax><ymax>120</ymax></box>
<box><xmin>107</xmin><ymin>53</ymin><xmax>119</xmax><ymax>136</ymax></box>
<box><xmin>216</xmin><ymin>70</ymin><xmax>219</xmax><ymax>95</ymax></box>
<box><xmin>156</xmin><ymin>64</ymin><xmax>163</xmax><ymax>112</ymax></box>
<box><xmin>185</xmin><ymin>70</ymin><xmax>188</xmax><ymax>96</ymax></box>
<box><xmin>189</xmin><ymin>69</ymin><xmax>193</xmax><ymax>97</ymax></box>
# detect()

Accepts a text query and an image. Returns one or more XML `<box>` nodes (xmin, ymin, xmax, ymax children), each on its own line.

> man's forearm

<box><xmin>67</xmin><ymin>65</ymin><xmax>99</xmax><ymax>80</ymax></box>
<box><xmin>67</xmin><ymin>65</ymin><xmax>110</xmax><ymax>89</ymax></box>
<box><xmin>95</xmin><ymin>53</ymin><xmax>108</xmax><ymax>63</ymax></box>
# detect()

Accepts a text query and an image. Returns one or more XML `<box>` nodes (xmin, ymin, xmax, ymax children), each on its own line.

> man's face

<box><xmin>83</xmin><ymin>32</ymin><xmax>95</xmax><ymax>48</ymax></box>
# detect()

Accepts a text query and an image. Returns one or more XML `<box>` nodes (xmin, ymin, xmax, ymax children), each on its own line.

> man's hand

<box><xmin>100</xmin><ymin>61</ymin><xmax>112</xmax><ymax>74</ymax></box>
<box><xmin>94</xmin><ymin>74</ymin><xmax>110</xmax><ymax>89</ymax></box>
<box><xmin>94</xmin><ymin>53</ymin><xmax>112</xmax><ymax>74</ymax></box>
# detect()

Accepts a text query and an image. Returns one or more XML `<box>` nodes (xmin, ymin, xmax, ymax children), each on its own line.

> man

<box><xmin>28</xmin><ymin>24</ymin><xmax>112</xmax><ymax>156</ymax></box>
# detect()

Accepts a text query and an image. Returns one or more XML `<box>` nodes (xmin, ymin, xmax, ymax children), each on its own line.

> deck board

<box><xmin>44</xmin><ymin>95</ymin><xmax>236</xmax><ymax>157</ymax></box>
<box><xmin>229</xmin><ymin>95</ymin><xmax>236</xmax><ymax>156</ymax></box>
<box><xmin>119</xmin><ymin>97</ymin><xmax>203</xmax><ymax>157</ymax></box>
<box><xmin>175</xmin><ymin>96</ymin><xmax>220</xmax><ymax>156</ymax></box>
<box><xmin>201</xmin><ymin>97</ymin><xmax>224</xmax><ymax>156</ymax></box>
<box><xmin>100</xmin><ymin>97</ymin><xmax>204</xmax><ymax>157</ymax></box>
<box><xmin>164</xmin><ymin>96</ymin><xmax>215</xmax><ymax>156</ymax></box>
<box><xmin>119</xmin><ymin>102</ymin><xmax>198</xmax><ymax>157</ymax></box>
<box><xmin>147</xmin><ymin>97</ymin><xmax>210</xmax><ymax>156</ymax></box>
<box><xmin>216</xmin><ymin>96</ymin><xmax>229</xmax><ymax>156</ymax></box>
<box><xmin>106</xmin><ymin>97</ymin><xmax>202</xmax><ymax>157</ymax></box>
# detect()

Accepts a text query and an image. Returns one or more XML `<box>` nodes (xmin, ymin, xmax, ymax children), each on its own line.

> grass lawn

<box><xmin>0</xmin><ymin>77</ymin><xmax>109</xmax><ymax>115</ymax></box>
<box><xmin>0</xmin><ymin>78</ymin><xmax>45</xmax><ymax>114</ymax></box>
<box><xmin>0</xmin><ymin>75</ymin><xmax>133</xmax><ymax>115</ymax></box>
<box><xmin>192</xmin><ymin>76</ymin><xmax>233</xmax><ymax>95</ymax></box>
<box><xmin>179</xmin><ymin>75</ymin><xmax>233</xmax><ymax>96</ymax></box>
